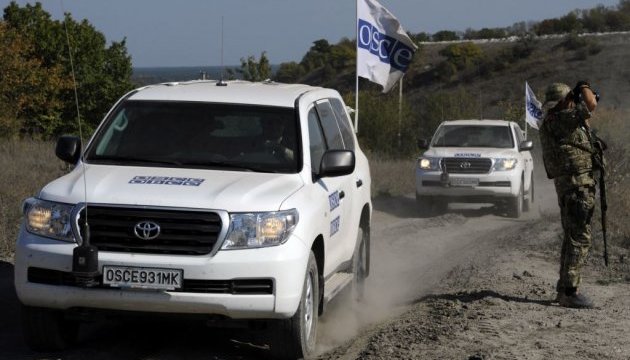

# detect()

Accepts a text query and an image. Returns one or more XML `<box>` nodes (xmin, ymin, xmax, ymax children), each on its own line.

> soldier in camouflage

<box><xmin>539</xmin><ymin>81</ymin><xmax>600</xmax><ymax>309</ymax></box>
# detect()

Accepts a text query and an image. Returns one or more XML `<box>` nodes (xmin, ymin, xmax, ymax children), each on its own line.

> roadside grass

<box><xmin>367</xmin><ymin>153</ymin><xmax>416</xmax><ymax>198</ymax></box>
<box><xmin>593</xmin><ymin>108</ymin><xmax>630</xmax><ymax>251</ymax></box>
<box><xmin>0</xmin><ymin>140</ymin><xmax>66</xmax><ymax>259</ymax></box>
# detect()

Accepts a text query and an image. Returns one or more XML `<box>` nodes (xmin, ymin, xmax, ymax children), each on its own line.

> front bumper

<box><xmin>14</xmin><ymin>226</ymin><xmax>310</xmax><ymax>319</ymax></box>
<box><xmin>415</xmin><ymin>169</ymin><xmax>520</xmax><ymax>198</ymax></box>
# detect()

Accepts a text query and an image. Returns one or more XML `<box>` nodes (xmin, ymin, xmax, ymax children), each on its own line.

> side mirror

<box><xmin>417</xmin><ymin>139</ymin><xmax>429</xmax><ymax>150</ymax></box>
<box><xmin>519</xmin><ymin>140</ymin><xmax>533</xmax><ymax>152</ymax></box>
<box><xmin>55</xmin><ymin>136</ymin><xmax>82</xmax><ymax>164</ymax></box>
<box><xmin>319</xmin><ymin>150</ymin><xmax>355</xmax><ymax>178</ymax></box>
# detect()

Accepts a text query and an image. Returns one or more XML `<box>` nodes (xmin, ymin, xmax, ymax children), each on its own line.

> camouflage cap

<box><xmin>543</xmin><ymin>83</ymin><xmax>571</xmax><ymax>109</ymax></box>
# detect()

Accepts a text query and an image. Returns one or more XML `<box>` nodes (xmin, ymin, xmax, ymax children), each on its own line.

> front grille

<box><xmin>28</xmin><ymin>267</ymin><xmax>273</xmax><ymax>295</ymax></box>
<box><xmin>443</xmin><ymin>158</ymin><xmax>492</xmax><ymax>174</ymax></box>
<box><xmin>80</xmin><ymin>206</ymin><xmax>222</xmax><ymax>255</ymax></box>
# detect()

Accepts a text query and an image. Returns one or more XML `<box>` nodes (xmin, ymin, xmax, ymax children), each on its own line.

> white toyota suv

<box><xmin>415</xmin><ymin>119</ymin><xmax>534</xmax><ymax>218</ymax></box>
<box><xmin>15</xmin><ymin>80</ymin><xmax>372</xmax><ymax>359</ymax></box>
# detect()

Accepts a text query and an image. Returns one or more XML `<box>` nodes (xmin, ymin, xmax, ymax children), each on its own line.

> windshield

<box><xmin>431</xmin><ymin>124</ymin><xmax>514</xmax><ymax>148</ymax></box>
<box><xmin>85</xmin><ymin>101</ymin><xmax>300</xmax><ymax>173</ymax></box>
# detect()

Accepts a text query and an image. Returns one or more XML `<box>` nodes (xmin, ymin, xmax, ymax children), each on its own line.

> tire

<box><xmin>269</xmin><ymin>252</ymin><xmax>319</xmax><ymax>360</ymax></box>
<box><xmin>523</xmin><ymin>175</ymin><xmax>534</xmax><ymax>212</ymax></box>
<box><xmin>508</xmin><ymin>180</ymin><xmax>524</xmax><ymax>218</ymax></box>
<box><xmin>21</xmin><ymin>305</ymin><xmax>79</xmax><ymax>352</ymax></box>
<box><xmin>351</xmin><ymin>228</ymin><xmax>367</xmax><ymax>303</ymax></box>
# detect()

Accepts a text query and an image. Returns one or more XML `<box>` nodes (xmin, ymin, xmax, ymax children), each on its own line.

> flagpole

<box><xmin>398</xmin><ymin>75</ymin><xmax>403</xmax><ymax>148</ymax></box>
<box><xmin>354</xmin><ymin>0</ymin><xmax>360</xmax><ymax>133</ymax></box>
<box><xmin>524</xmin><ymin>82</ymin><xmax>529</xmax><ymax>140</ymax></box>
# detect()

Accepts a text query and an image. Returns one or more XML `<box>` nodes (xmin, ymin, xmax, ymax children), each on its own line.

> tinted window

<box><xmin>86</xmin><ymin>101</ymin><xmax>300</xmax><ymax>173</ymax></box>
<box><xmin>513</xmin><ymin>125</ymin><xmax>524</xmax><ymax>144</ymax></box>
<box><xmin>307</xmin><ymin>107</ymin><xmax>326</xmax><ymax>173</ymax></box>
<box><xmin>315</xmin><ymin>101</ymin><xmax>344</xmax><ymax>150</ymax></box>
<box><xmin>432</xmin><ymin>125</ymin><xmax>514</xmax><ymax>148</ymax></box>
<box><xmin>330</xmin><ymin>98</ymin><xmax>355</xmax><ymax>151</ymax></box>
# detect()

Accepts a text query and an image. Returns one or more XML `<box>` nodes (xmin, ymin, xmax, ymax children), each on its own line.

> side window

<box><xmin>308</xmin><ymin>107</ymin><xmax>326</xmax><ymax>173</ymax></box>
<box><xmin>513</xmin><ymin>125</ymin><xmax>524</xmax><ymax>145</ymax></box>
<box><xmin>330</xmin><ymin>98</ymin><xmax>356</xmax><ymax>151</ymax></box>
<box><xmin>315</xmin><ymin>101</ymin><xmax>344</xmax><ymax>150</ymax></box>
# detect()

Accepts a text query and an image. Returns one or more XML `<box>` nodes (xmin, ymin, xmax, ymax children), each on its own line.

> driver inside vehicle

<box><xmin>260</xmin><ymin>117</ymin><xmax>295</xmax><ymax>161</ymax></box>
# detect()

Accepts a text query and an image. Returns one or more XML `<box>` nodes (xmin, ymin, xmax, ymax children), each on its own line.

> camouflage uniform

<box><xmin>539</xmin><ymin>93</ymin><xmax>596</xmax><ymax>293</ymax></box>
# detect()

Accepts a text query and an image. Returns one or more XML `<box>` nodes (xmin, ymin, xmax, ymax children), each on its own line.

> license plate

<box><xmin>450</xmin><ymin>177</ymin><xmax>479</xmax><ymax>187</ymax></box>
<box><xmin>102</xmin><ymin>266</ymin><xmax>183</xmax><ymax>290</ymax></box>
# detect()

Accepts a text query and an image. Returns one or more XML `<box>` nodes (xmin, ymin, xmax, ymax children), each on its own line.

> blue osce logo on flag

<box><xmin>357</xmin><ymin>18</ymin><xmax>414</xmax><ymax>72</ymax></box>
<box><xmin>527</xmin><ymin>99</ymin><xmax>543</xmax><ymax>120</ymax></box>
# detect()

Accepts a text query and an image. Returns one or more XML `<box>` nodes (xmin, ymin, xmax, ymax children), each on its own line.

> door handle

<box><xmin>339</xmin><ymin>191</ymin><xmax>345</xmax><ymax>200</ymax></box>
<box><xmin>356</xmin><ymin>179</ymin><xmax>363</xmax><ymax>188</ymax></box>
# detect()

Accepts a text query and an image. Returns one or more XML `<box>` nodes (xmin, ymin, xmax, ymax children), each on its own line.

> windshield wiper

<box><xmin>178</xmin><ymin>160</ymin><xmax>279</xmax><ymax>173</ymax></box>
<box><xmin>88</xmin><ymin>155</ymin><xmax>182</xmax><ymax>166</ymax></box>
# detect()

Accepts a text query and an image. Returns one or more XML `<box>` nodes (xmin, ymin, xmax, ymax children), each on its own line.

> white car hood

<box><xmin>39</xmin><ymin>164</ymin><xmax>304</xmax><ymax>212</ymax></box>
<box><xmin>423</xmin><ymin>147</ymin><xmax>518</xmax><ymax>158</ymax></box>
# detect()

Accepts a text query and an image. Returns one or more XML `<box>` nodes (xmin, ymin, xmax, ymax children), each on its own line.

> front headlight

<box><xmin>493</xmin><ymin>158</ymin><xmax>518</xmax><ymax>171</ymax></box>
<box><xmin>418</xmin><ymin>157</ymin><xmax>441</xmax><ymax>170</ymax></box>
<box><xmin>24</xmin><ymin>198</ymin><xmax>76</xmax><ymax>242</ymax></box>
<box><xmin>222</xmin><ymin>209</ymin><xmax>299</xmax><ymax>250</ymax></box>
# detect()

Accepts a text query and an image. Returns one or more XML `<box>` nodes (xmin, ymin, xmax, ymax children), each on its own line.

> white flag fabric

<box><xmin>525</xmin><ymin>81</ymin><xmax>543</xmax><ymax>129</ymax></box>
<box><xmin>357</xmin><ymin>0</ymin><xmax>418</xmax><ymax>93</ymax></box>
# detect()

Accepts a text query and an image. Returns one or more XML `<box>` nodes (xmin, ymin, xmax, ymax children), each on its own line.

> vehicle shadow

<box><xmin>417</xmin><ymin>289</ymin><xmax>555</xmax><ymax>307</ymax></box>
<box><xmin>0</xmin><ymin>260</ymin><xmax>32</xmax><ymax>360</ymax></box>
<box><xmin>372</xmin><ymin>194</ymin><xmax>502</xmax><ymax>220</ymax></box>
<box><xmin>0</xmin><ymin>259</ymin><xmax>277</xmax><ymax>360</ymax></box>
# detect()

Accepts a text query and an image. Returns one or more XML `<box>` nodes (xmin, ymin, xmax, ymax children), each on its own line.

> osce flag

<box><xmin>357</xmin><ymin>0</ymin><xmax>418</xmax><ymax>93</ymax></box>
<box><xmin>525</xmin><ymin>82</ymin><xmax>544</xmax><ymax>129</ymax></box>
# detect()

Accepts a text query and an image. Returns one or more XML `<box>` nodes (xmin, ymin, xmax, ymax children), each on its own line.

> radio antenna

<box><xmin>217</xmin><ymin>15</ymin><xmax>227</xmax><ymax>86</ymax></box>
<box><xmin>61</xmin><ymin>0</ymin><xmax>98</xmax><ymax>287</ymax></box>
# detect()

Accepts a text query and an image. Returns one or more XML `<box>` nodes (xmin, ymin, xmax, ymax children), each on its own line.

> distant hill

<box><xmin>406</xmin><ymin>32</ymin><xmax>630</xmax><ymax>120</ymax></box>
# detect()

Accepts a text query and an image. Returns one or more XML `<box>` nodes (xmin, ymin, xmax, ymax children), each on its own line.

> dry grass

<box><xmin>594</xmin><ymin>107</ymin><xmax>630</xmax><ymax>249</ymax></box>
<box><xmin>368</xmin><ymin>154</ymin><xmax>416</xmax><ymax>197</ymax></box>
<box><xmin>0</xmin><ymin>140</ymin><xmax>66</xmax><ymax>258</ymax></box>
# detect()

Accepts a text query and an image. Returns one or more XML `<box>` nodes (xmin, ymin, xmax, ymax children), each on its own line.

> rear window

<box><xmin>432</xmin><ymin>125</ymin><xmax>514</xmax><ymax>148</ymax></box>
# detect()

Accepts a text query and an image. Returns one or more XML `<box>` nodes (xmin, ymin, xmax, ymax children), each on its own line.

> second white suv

<box><xmin>15</xmin><ymin>80</ymin><xmax>372</xmax><ymax>359</ymax></box>
<box><xmin>415</xmin><ymin>119</ymin><xmax>534</xmax><ymax>218</ymax></box>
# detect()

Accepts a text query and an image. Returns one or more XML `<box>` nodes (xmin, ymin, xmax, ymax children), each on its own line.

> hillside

<box><xmin>405</xmin><ymin>32</ymin><xmax>630</xmax><ymax>120</ymax></box>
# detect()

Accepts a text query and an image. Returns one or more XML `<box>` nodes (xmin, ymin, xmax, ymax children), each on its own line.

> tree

<box><xmin>301</xmin><ymin>39</ymin><xmax>332</xmax><ymax>72</ymax></box>
<box><xmin>275</xmin><ymin>61</ymin><xmax>304</xmax><ymax>83</ymax></box>
<box><xmin>238</xmin><ymin>52</ymin><xmax>272</xmax><ymax>81</ymax></box>
<box><xmin>0</xmin><ymin>22</ymin><xmax>70</xmax><ymax>138</ymax></box>
<box><xmin>3</xmin><ymin>2</ymin><xmax>134</xmax><ymax>136</ymax></box>
<box><xmin>439</xmin><ymin>42</ymin><xmax>484</xmax><ymax>70</ymax></box>
<box><xmin>432</xmin><ymin>30</ymin><xmax>459</xmax><ymax>42</ymax></box>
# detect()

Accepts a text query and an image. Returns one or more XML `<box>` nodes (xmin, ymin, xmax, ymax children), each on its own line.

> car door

<box><xmin>309</xmin><ymin>100</ymin><xmax>355</xmax><ymax>270</ymax></box>
<box><xmin>514</xmin><ymin>124</ymin><xmax>533</xmax><ymax>191</ymax></box>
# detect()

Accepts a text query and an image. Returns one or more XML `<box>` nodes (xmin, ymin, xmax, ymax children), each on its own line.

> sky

<box><xmin>1</xmin><ymin>0</ymin><xmax>622</xmax><ymax>67</ymax></box>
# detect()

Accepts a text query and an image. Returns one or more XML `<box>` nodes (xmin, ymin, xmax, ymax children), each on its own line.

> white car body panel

<box><xmin>15</xmin><ymin>80</ymin><xmax>372</xmax><ymax>320</ymax></box>
<box><xmin>415</xmin><ymin>119</ymin><xmax>534</xmax><ymax>202</ymax></box>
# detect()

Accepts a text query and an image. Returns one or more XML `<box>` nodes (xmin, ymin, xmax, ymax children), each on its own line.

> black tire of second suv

<box><xmin>21</xmin><ymin>305</ymin><xmax>79</xmax><ymax>352</ymax></box>
<box><xmin>269</xmin><ymin>251</ymin><xmax>319</xmax><ymax>360</ymax></box>
<box><xmin>509</xmin><ymin>181</ymin><xmax>524</xmax><ymax>218</ymax></box>
<box><xmin>523</xmin><ymin>174</ymin><xmax>534</xmax><ymax>212</ymax></box>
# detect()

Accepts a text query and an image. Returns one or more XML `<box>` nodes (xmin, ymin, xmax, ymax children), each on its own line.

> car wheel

<box><xmin>269</xmin><ymin>251</ymin><xmax>319</xmax><ymax>360</ymax></box>
<box><xmin>509</xmin><ymin>181</ymin><xmax>524</xmax><ymax>218</ymax></box>
<box><xmin>351</xmin><ymin>227</ymin><xmax>367</xmax><ymax>303</ymax></box>
<box><xmin>21</xmin><ymin>305</ymin><xmax>79</xmax><ymax>352</ymax></box>
<box><xmin>523</xmin><ymin>175</ymin><xmax>533</xmax><ymax>212</ymax></box>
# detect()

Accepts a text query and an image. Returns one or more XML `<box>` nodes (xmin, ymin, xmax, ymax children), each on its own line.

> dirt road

<box><xmin>2</xmin><ymin>175</ymin><xmax>628</xmax><ymax>359</ymax></box>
